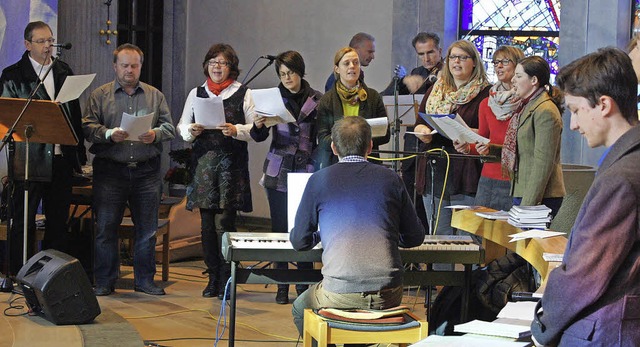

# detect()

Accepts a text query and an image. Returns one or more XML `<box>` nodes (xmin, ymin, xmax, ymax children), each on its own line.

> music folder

<box><xmin>0</xmin><ymin>97</ymin><xmax>78</xmax><ymax>145</ymax></box>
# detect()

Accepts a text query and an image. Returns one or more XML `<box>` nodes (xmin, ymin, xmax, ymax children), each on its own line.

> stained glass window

<box><xmin>459</xmin><ymin>0</ymin><xmax>561</xmax><ymax>83</ymax></box>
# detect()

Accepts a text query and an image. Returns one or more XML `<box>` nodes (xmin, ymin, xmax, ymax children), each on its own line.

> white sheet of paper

<box><xmin>497</xmin><ymin>301</ymin><xmax>538</xmax><ymax>321</ymax></box>
<box><xmin>287</xmin><ymin>173</ymin><xmax>313</xmax><ymax>233</ymax></box>
<box><xmin>419</xmin><ymin>113</ymin><xmax>489</xmax><ymax>144</ymax></box>
<box><xmin>193</xmin><ymin>96</ymin><xmax>226</xmax><ymax>129</ymax></box>
<box><xmin>509</xmin><ymin>229</ymin><xmax>566</xmax><ymax>242</ymax></box>
<box><xmin>54</xmin><ymin>73</ymin><xmax>96</xmax><ymax>104</ymax></box>
<box><xmin>255</xmin><ymin>110</ymin><xmax>291</xmax><ymax>128</ymax></box>
<box><xmin>366</xmin><ymin>117</ymin><xmax>389</xmax><ymax>138</ymax></box>
<box><xmin>252</xmin><ymin>88</ymin><xmax>295</xmax><ymax>124</ymax></box>
<box><xmin>412</xmin><ymin>335</ymin><xmax>530</xmax><ymax>347</ymax></box>
<box><xmin>120</xmin><ymin>112</ymin><xmax>154</xmax><ymax>141</ymax></box>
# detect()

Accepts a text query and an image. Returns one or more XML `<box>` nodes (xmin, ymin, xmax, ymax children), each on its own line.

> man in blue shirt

<box><xmin>290</xmin><ymin>116</ymin><xmax>425</xmax><ymax>338</ymax></box>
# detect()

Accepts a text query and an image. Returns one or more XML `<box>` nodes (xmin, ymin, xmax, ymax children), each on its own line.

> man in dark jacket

<box><xmin>531</xmin><ymin>47</ymin><xmax>640</xmax><ymax>346</ymax></box>
<box><xmin>0</xmin><ymin>21</ymin><xmax>86</xmax><ymax>275</ymax></box>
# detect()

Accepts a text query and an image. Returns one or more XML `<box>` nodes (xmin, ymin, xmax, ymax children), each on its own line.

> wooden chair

<box><xmin>117</xmin><ymin>217</ymin><xmax>170</xmax><ymax>282</ymax></box>
<box><xmin>303</xmin><ymin>308</ymin><xmax>428</xmax><ymax>347</ymax></box>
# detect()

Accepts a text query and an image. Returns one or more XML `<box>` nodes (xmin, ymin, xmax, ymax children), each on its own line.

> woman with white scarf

<box><xmin>454</xmin><ymin>46</ymin><xmax>524</xmax><ymax>211</ymax></box>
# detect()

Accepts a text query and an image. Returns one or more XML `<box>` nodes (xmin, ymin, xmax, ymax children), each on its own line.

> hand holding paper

<box><xmin>120</xmin><ymin>112</ymin><xmax>154</xmax><ymax>141</ymax></box>
<box><xmin>193</xmin><ymin>96</ymin><xmax>225</xmax><ymax>129</ymax></box>
<box><xmin>419</xmin><ymin>112</ymin><xmax>489</xmax><ymax>144</ymax></box>
<box><xmin>252</xmin><ymin>88</ymin><xmax>296</xmax><ymax>126</ymax></box>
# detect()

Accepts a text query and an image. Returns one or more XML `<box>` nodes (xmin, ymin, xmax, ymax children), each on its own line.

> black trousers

<box><xmin>8</xmin><ymin>155</ymin><xmax>73</xmax><ymax>275</ymax></box>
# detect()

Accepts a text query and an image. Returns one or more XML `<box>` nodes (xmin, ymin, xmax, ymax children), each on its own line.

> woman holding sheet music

<box><xmin>504</xmin><ymin>56</ymin><xmax>564</xmax><ymax>216</ymax></box>
<box><xmin>413</xmin><ymin>39</ymin><xmax>491</xmax><ymax>237</ymax></box>
<box><xmin>315</xmin><ymin>46</ymin><xmax>389</xmax><ymax>169</ymax></box>
<box><xmin>453</xmin><ymin>46</ymin><xmax>525</xmax><ymax>212</ymax></box>
<box><xmin>250</xmin><ymin>51</ymin><xmax>323</xmax><ymax>304</ymax></box>
<box><xmin>177</xmin><ymin>43</ymin><xmax>256</xmax><ymax>300</ymax></box>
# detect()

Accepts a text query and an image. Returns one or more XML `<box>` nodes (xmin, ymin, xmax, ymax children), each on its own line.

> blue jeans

<box><xmin>92</xmin><ymin>157</ymin><xmax>161</xmax><ymax>287</ymax></box>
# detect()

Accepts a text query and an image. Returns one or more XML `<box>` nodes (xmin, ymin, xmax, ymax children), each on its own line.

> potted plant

<box><xmin>165</xmin><ymin>148</ymin><xmax>192</xmax><ymax>196</ymax></box>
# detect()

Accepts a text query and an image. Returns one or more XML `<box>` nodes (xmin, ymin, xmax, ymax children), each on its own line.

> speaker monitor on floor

<box><xmin>16</xmin><ymin>249</ymin><xmax>101</xmax><ymax>325</ymax></box>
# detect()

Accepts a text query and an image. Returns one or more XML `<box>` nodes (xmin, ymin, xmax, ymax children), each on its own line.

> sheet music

<box><xmin>54</xmin><ymin>73</ymin><xmax>96</xmax><ymax>104</ymax></box>
<box><xmin>120</xmin><ymin>112</ymin><xmax>154</xmax><ymax>141</ymax></box>
<box><xmin>287</xmin><ymin>172</ymin><xmax>313</xmax><ymax>233</ymax></box>
<box><xmin>365</xmin><ymin>117</ymin><xmax>389</xmax><ymax>138</ymax></box>
<box><xmin>419</xmin><ymin>112</ymin><xmax>489</xmax><ymax>144</ymax></box>
<box><xmin>251</xmin><ymin>87</ymin><xmax>295</xmax><ymax>126</ymax></box>
<box><xmin>193</xmin><ymin>96</ymin><xmax>226</xmax><ymax>129</ymax></box>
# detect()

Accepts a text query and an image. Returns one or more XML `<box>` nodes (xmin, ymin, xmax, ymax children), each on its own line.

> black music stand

<box><xmin>0</xmin><ymin>97</ymin><xmax>78</xmax><ymax>276</ymax></box>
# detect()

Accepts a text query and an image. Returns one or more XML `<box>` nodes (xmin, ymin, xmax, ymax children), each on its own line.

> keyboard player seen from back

<box><xmin>289</xmin><ymin>116</ymin><xmax>426</xmax><ymax>339</ymax></box>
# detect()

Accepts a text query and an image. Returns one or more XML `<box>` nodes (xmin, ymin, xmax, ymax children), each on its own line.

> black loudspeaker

<box><xmin>16</xmin><ymin>249</ymin><xmax>101</xmax><ymax>325</ymax></box>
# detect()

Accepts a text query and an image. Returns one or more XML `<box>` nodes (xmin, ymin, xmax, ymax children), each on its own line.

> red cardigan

<box><xmin>470</xmin><ymin>97</ymin><xmax>510</xmax><ymax>181</ymax></box>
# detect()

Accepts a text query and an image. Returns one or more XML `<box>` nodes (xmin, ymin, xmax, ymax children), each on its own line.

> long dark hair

<box><xmin>518</xmin><ymin>56</ymin><xmax>563</xmax><ymax>112</ymax></box>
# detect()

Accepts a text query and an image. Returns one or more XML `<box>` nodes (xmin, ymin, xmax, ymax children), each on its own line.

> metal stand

<box><xmin>241</xmin><ymin>57</ymin><xmax>275</xmax><ymax>87</ymax></box>
<box><xmin>391</xmin><ymin>76</ymin><xmax>401</xmax><ymax>173</ymax></box>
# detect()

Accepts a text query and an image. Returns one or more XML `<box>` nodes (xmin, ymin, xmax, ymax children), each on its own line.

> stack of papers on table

<box><xmin>543</xmin><ymin>252</ymin><xmax>564</xmax><ymax>262</ymax></box>
<box><xmin>509</xmin><ymin>229</ymin><xmax>566</xmax><ymax>242</ymax></box>
<box><xmin>454</xmin><ymin>319</ymin><xmax>532</xmax><ymax>339</ymax></box>
<box><xmin>475</xmin><ymin>210</ymin><xmax>510</xmax><ymax>220</ymax></box>
<box><xmin>507</xmin><ymin>205</ymin><xmax>551</xmax><ymax>229</ymax></box>
<box><xmin>411</xmin><ymin>335</ymin><xmax>530</xmax><ymax>346</ymax></box>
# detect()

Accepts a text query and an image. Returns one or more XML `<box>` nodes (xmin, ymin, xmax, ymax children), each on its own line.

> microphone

<box><xmin>52</xmin><ymin>42</ymin><xmax>72</xmax><ymax>50</ymax></box>
<box><xmin>261</xmin><ymin>55</ymin><xmax>276</xmax><ymax>60</ymax></box>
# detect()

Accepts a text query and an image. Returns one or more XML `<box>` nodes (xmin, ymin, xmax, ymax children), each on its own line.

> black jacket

<box><xmin>0</xmin><ymin>51</ymin><xmax>86</xmax><ymax>180</ymax></box>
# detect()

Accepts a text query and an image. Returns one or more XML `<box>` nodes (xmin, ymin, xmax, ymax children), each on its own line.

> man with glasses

<box><xmin>381</xmin><ymin>32</ymin><xmax>445</xmax><ymax>231</ymax></box>
<box><xmin>0</xmin><ymin>21</ymin><xmax>86</xmax><ymax>276</ymax></box>
<box><xmin>83</xmin><ymin>43</ymin><xmax>175</xmax><ymax>296</ymax></box>
<box><xmin>382</xmin><ymin>32</ymin><xmax>444</xmax><ymax>96</ymax></box>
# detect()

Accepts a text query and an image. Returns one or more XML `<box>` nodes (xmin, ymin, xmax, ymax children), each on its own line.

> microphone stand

<box><xmin>391</xmin><ymin>75</ymin><xmax>401</xmax><ymax>173</ymax></box>
<box><xmin>0</xmin><ymin>50</ymin><xmax>62</xmax><ymax>287</ymax></box>
<box><xmin>242</xmin><ymin>57</ymin><xmax>275</xmax><ymax>87</ymax></box>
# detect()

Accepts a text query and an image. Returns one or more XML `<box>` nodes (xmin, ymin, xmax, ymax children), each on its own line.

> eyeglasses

<box><xmin>207</xmin><ymin>60</ymin><xmax>230</xmax><ymax>67</ymax></box>
<box><xmin>448</xmin><ymin>55</ymin><xmax>472</xmax><ymax>62</ymax></box>
<box><xmin>492</xmin><ymin>59</ymin><xmax>512</xmax><ymax>66</ymax></box>
<box><xmin>279</xmin><ymin>71</ymin><xmax>296</xmax><ymax>78</ymax></box>
<box><xmin>30</xmin><ymin>38</ymin><xmax>55</xmax><ymax>45</ymax></box>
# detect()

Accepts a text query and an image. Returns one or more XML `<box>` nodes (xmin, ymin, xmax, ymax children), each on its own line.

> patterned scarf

<box><xmin>501</xmin><ymin>87</ymin><xmax>545</xmax><ymax>177</ymax></box>
<box><xmin>425</xmin><ymin>78</ymin><xmax>489</xmax><ymax>114</ymax></box>
<box><xmin>487</xmin><ymin>82</ymin><xmax>521</xmax><ymax>121</ymax></box>
<box><xmin>336</xmin><ymin>80</ymin><xmax>367</xmax><ymax>106</ymax></box>
<box><xmin>206</xmin><ymin>77</ymin><xmax>234</xmax><ymax>96</ymax></box>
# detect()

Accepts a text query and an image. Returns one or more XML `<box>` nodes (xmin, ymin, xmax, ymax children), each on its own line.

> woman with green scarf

<box><xmin>315</xmin><ymin>47</ymin><xmax>389</xmax><ymax>169</ymax></box>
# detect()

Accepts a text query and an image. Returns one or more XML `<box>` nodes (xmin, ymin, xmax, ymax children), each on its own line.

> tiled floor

<box><xmin>0</xmin><ymin>260</ymin><xmax>430</xmax><ymax>346</ymax></box>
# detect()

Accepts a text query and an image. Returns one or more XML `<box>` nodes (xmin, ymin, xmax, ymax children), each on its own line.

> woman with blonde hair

<box><xmin>413</xmin><ymin>39</ymin><xmax>491</xmax><ymax>236</ymax></box>
<box><xmin>315</xmin><ymin>47</ymin><xmax>389</xmax><ymax>169</ymax></box>
<box><xmin>454</xmin><ymin>45</ymin><xmax>525</xmax><ymax>211</ymax></box>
